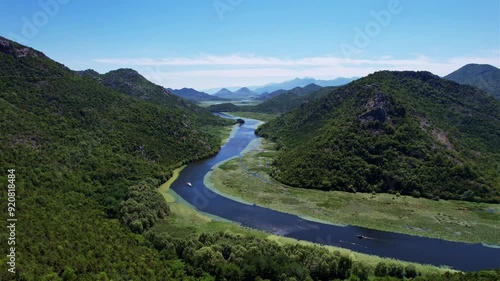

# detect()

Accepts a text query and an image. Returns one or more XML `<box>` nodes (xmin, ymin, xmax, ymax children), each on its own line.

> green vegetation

<box><xmin>0</xmin><ymin>36</ymin><xmax>230</xmax><ymax>280</ymax></box>
<box><xmin>256</xmin><ymin>71</ymin><xmax>500</xmax><ymax>203</ymax></box>
<box><xmin>210</xmin><ymin>139</ymin><xmax>500</xmax><ymax>244</ymax></box>
<box><xmin>1</xmin><ymin>37</ymin><xmax>497</xmax><ymax>280</ymax></box>
<box><xmin>248</xmin><ymin>87</ymin><xmax>330</xmax><ymax>114</ymax></box>
<box><xmin>153</xmin><ymin>174</ymin><xmax>463</xmax><ymax>281</ymax></box>
<box><xmin>203</xmin><ymin>124</ymin><xmax>236</xmax><ymax>146</ymax></box>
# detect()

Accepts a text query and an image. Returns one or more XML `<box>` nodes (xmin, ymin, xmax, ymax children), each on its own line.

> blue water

<box><xmin>170</xmin><ymin>115</ymin><xmax>500</xmax><ymax>271</ymax></box>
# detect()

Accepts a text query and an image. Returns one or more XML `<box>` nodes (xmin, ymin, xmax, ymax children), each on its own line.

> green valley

<box><xmin>1</xmin><ymin>17</ymin><xmax>500</xmax><ymax>280</ymax></box>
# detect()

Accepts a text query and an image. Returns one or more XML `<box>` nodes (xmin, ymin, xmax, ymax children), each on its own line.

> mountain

<box><xmin>213</xmin><ymin>87</ymin><xmax>233</xmax><ymax>97</ymax></box>
<box><xmin>234</xmin><ymin>87</ymin><xmax>258</xmax><ymax>98</ymax></box>
<box><xmin>259</xmin><ymin>83</ymin><xmax>322</xmax><ymax>100</ymax></box>
<box><xmin>444</xmin><ymin>64</ymin><xmax>500</xmax><ymax>99</ymax></box>
<box><xmin>208</xmin><ymin>84</ymin><xmax>329</xmax><ymax>114</ymax></box>
<box><xmin>259</xmin><ymin>89</ymin><xmax>286</xmax><ymax>100</ymax></box>
<box><xmin>0</xmin><ymin>36</ymin><xmax>230</xmax><ymax>279</ymax></box>
<box><xmin>207</xmin><ymin>102</ymin><xmax>242</xmax><ymax>112</ymax></box>
<box><xmin>77</xmin><ymin>68</ymin><xmax>224</xmax><ymax>125</ymax></box>
<box><xmin>253</xmin><ymin>77</ymin><xmax>357</xmax><ymax>94</ymax></box>
<box><xmin>249</xmin><ymin>85</ymin><xmax>330</xmax><ymax>114</ymax></box>
<box><xmin>168</xmin><ymin>87</ymin><xmax>227</xmax><ymax>102</ymax></box>
<box><xmin>213</xmin><ymin>87</ymin><xmax>257</xmax><ymax>99</ymax></box>
<box><xmin>256</xmin><ymin>71</ymin><xmax>500</xmax><ymax>203</ymax></box>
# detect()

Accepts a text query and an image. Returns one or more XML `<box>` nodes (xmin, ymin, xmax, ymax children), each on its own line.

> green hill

<box><xmin>167</xmin><ymin>87</ymin><xmax>227</xmax><ymax>102</ymax></box>
<box><xmin>78</xmin><ymin>68</ymin><xmax>226</xmax><ymax>125</ymax></box>
<box><xmin>207</xmin><ymin>102</ymin><xmax>242</xmax><ymax>112</ymax></box>
<box><xmin>208</xmin><ymin>86</ymin><xmax>330</xmax><ymax>114</ymax></box>
<box><xmin>249</xmin><ymin>86</ymin><xmax>331</xmax><ymax>114</ymax></box>
<box><xmin>256</xmin><ymin>71</ymin><xmax>500</xmax><ymax>203</ymax></box>
<box><xmin>445</xmin><ymin>64</ymin><xmax>500</xmax><ymax>99</ymax></box>
<box><xmin>0</xmin><ymin>36</ymin><xmax>228</xmax><ymax>279</ymax></box>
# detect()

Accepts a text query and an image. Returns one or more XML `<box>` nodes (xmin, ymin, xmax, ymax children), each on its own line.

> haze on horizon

<box><xmin>1</xmin><ymin>0</ymin><xmax>499</xmax><ymax>90</ymax></box>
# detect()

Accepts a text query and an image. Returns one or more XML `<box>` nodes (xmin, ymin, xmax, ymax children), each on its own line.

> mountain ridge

<box><xmin>253</xmin><ymin>77</ymin><xmax>357</xmax><ymax>94</ymax></box>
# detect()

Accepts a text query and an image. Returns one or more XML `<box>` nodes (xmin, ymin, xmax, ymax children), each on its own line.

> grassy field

<box><xmin>210</xmin><ymin>138</ymin><xmax>500</xmax><ymax>245</ymax></box>
<box><xmin>203</xmin><ymin>124</ymin><xmax>237</xmax><ymax>146</ymax></box>
<box><xmin>226</xmin><ymin>111</ymin><xmax>278</xmax><ymax>122</ymax></box>
<box><xmin>154</xmin><ymin>163</ymin><xmax>456</xmax><ymax>276</ymax></box>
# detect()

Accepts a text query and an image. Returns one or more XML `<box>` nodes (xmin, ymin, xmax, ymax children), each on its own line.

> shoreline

<box><xmin>207</xmin><ymin>116</ymin><xmax>500</xmax><ymax>245</ymax></box>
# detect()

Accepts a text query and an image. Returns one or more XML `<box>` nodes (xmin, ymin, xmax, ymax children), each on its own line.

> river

<box><xmin>170</xmin><ymin>114</ymin><xmax>500</xmax><ymax>271</ymax></box>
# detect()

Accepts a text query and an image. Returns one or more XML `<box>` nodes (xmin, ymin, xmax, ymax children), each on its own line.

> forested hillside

<box><xmin>257</xmin><ymin>71</ymin><xmax>500</xmax><ymax>203</ymax></box>
<box><xmin>0</xmin><ymin>36</ymin><xmax>226</xmax><ymax>279</ymax></box>
<box><xmin>77</xmin><ymin>68</ymin><xmax>227</xmax><ymax>125</ymax></box>
<box><xmin>1</xmin><ymin>37</ymin><xmax>498</xmax><ymax>280</ymax></box>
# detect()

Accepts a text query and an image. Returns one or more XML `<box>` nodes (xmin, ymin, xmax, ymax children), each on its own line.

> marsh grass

<box><xmin>155</xmin><ymin>165</ymin><xmax>456</xmax><ymax>277</ymax></box>
<box><xmin>152</xmin><ymin>128</ymin><xmax>459</xmax><ymax>277</ymax></box>
<box><xmin>210</xmin><ymin>138</ymin><xmax>500</xmax><ymax>244</ymax></box>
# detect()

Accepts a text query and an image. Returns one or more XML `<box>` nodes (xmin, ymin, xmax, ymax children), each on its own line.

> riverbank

<box><xmin>155</xmin><ymin>165</ymin><xmax>456</xmax><ymax>277</ymax></box>
<box><xmin>154</xmin><ymin>121</ymin><xmax>459</xmax><ymax>277</ymax></box>
<box><xmin>210</xmin><ymin>138</ymin><xmax>500</xmax><ymax>245</ymax></box>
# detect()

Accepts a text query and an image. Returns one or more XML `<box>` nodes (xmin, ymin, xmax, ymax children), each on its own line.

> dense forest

<box><xmin>257</xmin><ymin>71</ymin><xmax>500</xmax><ymax>203</ymax></box>
<box><xmin>1</xmin><ymin>37</ymin><xmax>498</xmax><ymax>280</ymax></box>
<box><xmin>0</xmin><ymin>36</ymin><xmax>226</xmax><ymax>279</ymax></box>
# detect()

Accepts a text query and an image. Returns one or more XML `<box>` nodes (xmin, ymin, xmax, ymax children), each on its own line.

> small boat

<box><xmin>357</xmin><ymin>235</ymin><xmax>366</xmax><ymax>239</ymax></box>
<box><xmin>187</xmin><ymin>182</ymin><xmax>192</xmax><ymax>187</ymax></box>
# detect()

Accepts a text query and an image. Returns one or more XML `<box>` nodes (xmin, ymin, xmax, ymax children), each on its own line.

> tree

<box><xmin>375</xmin><ymin>262</ymin><xmax>388</xmax><ymax>277</ymax></box>
<box><xmin>405</xmin><ymin>264</ymin><xmax>418</xmax><ymax>278</ymax></box>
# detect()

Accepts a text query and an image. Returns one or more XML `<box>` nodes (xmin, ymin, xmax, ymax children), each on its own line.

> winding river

<box><xmin>170</xmin><ymin>114</ymin><xmax>500</xmax><ymax>271</ymax></box>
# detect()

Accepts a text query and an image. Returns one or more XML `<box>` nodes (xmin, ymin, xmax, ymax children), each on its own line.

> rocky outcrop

<box><xmin>359</xmin><ymin>92</ymin><xmax>404</xmax><ymax>123</ymax></box>
<box><xmin>0</xmin><ymin>36</ymin><xmax>47</xmax><ymax>59</ymax></box>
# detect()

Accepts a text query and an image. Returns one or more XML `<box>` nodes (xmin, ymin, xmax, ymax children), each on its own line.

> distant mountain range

<box><xmin>208</xmin><ymin>84</ymin><xmax>334</xmax><ymax>114</ymax></box>
<box><xmin>252</xmin><ymin>77</ymin><xmax>357</xmax><ymax>94</ymax></box>
<box><xmin>167</xmin><ymin>87</ymin><xmax>227</xmax><ymax>102</ymax></box>
<box><xmin>202</xmin><ymin>77</ymin><xmax>357</xmax><ymax>95</ymax></box>
<box><xmin>444</xmin><ymin>64</ymin><xmax>500</xmax><ymax>99</ymax></box>
<box><xmin>213</xmin><ymin>87</ymin><xmax>258</xmax><ymax>99</ymax></box>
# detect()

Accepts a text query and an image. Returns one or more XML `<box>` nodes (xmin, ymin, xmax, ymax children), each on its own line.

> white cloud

<box><xmin>93</xmin><ymin>53</ymin><xmax>500</xmax><ymax>89</ymax></box>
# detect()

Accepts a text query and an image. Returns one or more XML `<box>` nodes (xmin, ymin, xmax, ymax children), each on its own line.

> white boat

<box><xmin>187</xmin><ymin>182</ymin><xmax>192</xmax><ymax>187</ymax></box>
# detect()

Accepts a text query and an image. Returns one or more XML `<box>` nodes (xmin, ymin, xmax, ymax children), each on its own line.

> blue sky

<box><xmin>1</xmin><ymin>0</ymin><xmax>499</xmax><ymax>90</ymax></box>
